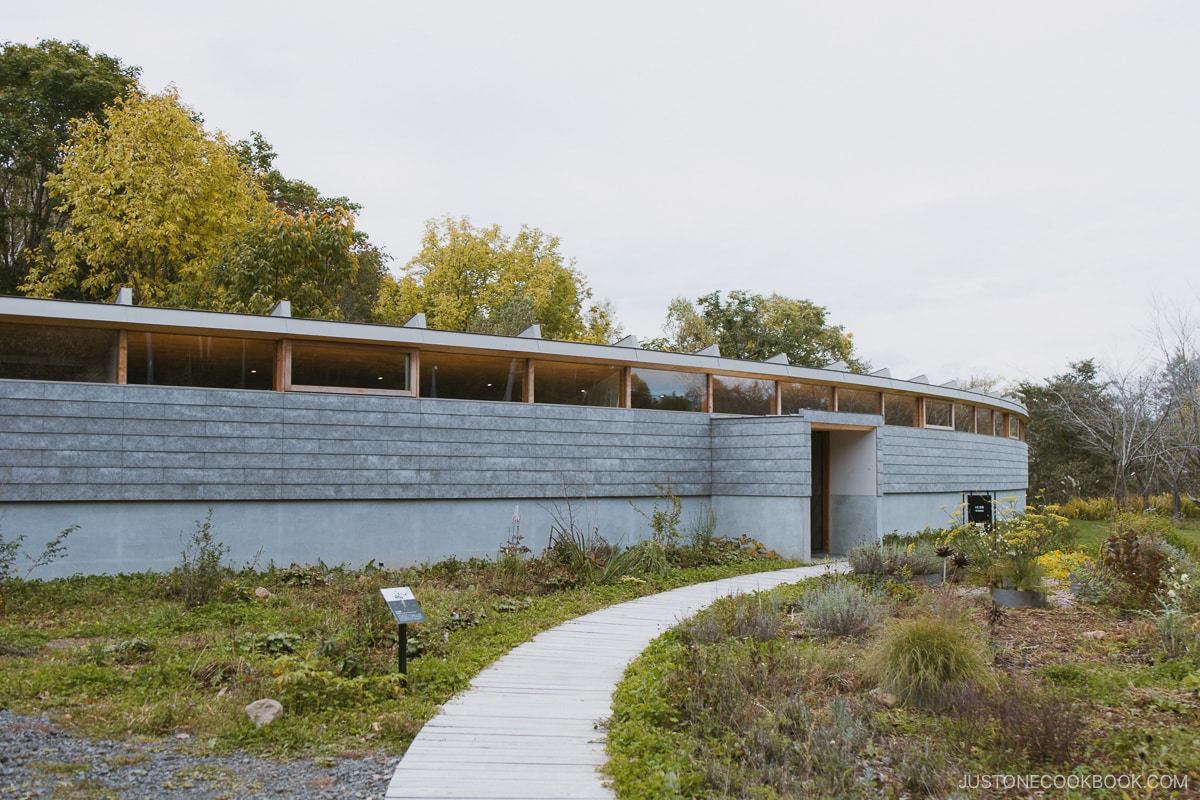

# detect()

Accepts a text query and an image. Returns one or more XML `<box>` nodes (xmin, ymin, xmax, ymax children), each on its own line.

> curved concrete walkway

<box><xmin>385</xmin><ymin>562</ymin><xmax>843</xmax><ymax>800</ymax></box>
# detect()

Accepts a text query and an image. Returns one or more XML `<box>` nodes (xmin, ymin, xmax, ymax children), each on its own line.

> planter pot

<box><xmin>990</xmin><ymin>587</ymin><xmax>1047</xmax><ymax>609</ymax></box>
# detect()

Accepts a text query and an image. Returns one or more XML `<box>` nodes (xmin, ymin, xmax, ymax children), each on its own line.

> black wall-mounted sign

<box><xmin>966</xmin><ymin>494</ymin><xmax>993</xmax><ymax>527</ymax></box>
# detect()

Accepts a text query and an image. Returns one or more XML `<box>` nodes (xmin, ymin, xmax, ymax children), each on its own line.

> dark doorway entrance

<box><xmin>810</xmin><ymin>431</ymin><xmax>829</xmax><ymax>553</ymax></box>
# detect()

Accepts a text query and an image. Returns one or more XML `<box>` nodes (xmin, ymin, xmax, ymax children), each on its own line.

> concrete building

<box><xmin>0</xmin><ymin>294</ymin><xmax>1028</xmax><ymax>577</ymax></box>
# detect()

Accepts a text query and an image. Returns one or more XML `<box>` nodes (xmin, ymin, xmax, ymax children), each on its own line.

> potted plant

<box><xmin>940</xmin><ymin>499</ymin><xmax>1072</xmax><ymax>608</ymax></box>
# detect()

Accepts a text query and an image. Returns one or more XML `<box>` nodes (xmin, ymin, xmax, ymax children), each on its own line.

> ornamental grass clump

<box><xmin>866</xmin><ymin>615</ymin><xmax>993</xmax><ymax>710</ymax></box>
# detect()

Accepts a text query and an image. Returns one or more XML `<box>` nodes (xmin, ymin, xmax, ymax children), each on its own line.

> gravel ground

<box><xmin>0</xmin><ymin>711</ymin><xmax>399</xmax><ymax>799</ymax></box>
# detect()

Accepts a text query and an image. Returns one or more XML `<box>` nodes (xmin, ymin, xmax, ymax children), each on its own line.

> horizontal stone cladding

<box><xmin>710</xmin><ymin>416</ymin><xmax>811</xmax><ymax>497</ymax></box>
<box><xmin>0</xmin><ymin>380</ymin><xmax>714</xmax><ymax>503</ymax></box>
<box><xmin>879</xmin><ymin>426</ymin><xmax>1027</xmax><ymax>494</ymax></box>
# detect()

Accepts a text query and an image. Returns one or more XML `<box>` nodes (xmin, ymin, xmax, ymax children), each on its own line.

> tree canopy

<box><xmin>645</xmin><ymin>290</ymin><xmax>868</xmax><ymax>372</ymax></box>
<box><xmin>1017</xmin><ymin>361</ymin><xmax>1113</xmax><ymax>503</ymax></box>
<box><xmin>17</xmin><ymin>86</ymin><xmax>387</xmax><ymax>321</ymax></box>
<box><xmin>377</xmin><ymin>216</ymin><xmax>619</xmax><ymax>343</ymax></box>
<box><xmin>0</xmin><ymin>39</ymin><xmax>139</xmax><ymax>293</ymax></box>
<box><xmin>205</xmin><ymin>132</ymin><xmax>390</xmax><ymax>320</ymax></box>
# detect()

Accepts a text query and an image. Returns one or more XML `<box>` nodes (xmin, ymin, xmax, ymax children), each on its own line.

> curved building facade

<box><xmin>0</xmin><ymin>294</ymin><xmax>1028</xmax><ymax>576</ymax></box>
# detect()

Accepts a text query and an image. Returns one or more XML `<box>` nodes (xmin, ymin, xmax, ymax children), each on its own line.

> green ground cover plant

<box><xmin>0</xmin><ymin>517</ymin><xmax>798</xmax><ymax>760</ymax></box>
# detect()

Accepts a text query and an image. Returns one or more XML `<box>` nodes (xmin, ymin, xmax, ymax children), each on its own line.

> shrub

<box><xmin>1037</xmin><ymin>549</ymin><xmax>1089</xmax><ymax>581</ymax></box>
<box><xmin>1111</xmin><ymin>510</ymin><xmax>1178</xmax><ymax>539</ymax></box>
<box><xmin>495</xmin><ymin>528</ymin><xmax>533</xmax><ymax>594</ymax></box>
<box><xmin>848</xmin><ymin>541</ymin><xmax>885</xmax><ymax>574</ymax></box>
<box><xmin>1102</xmin><ymin>525</ymin><xmax>1167</xmax><ymax>608</ymax></box>
<box><xmin>542</xmin><ymin>492</ymin><xmax>616</xmax><ymax>584</ymax></box>
<box><xmin>685</xmin><ymin>502</ymin><xmax>718</xmax><ymax>550</ymax></box>
<box><xmin>882</xmin><ymin>527</ymin><xmax>944</xmax><ymax>547</ymax></box>
<box><xmin>848</xmin><ymin>540</ymin><xmax>941</xmax><ymax>577</ymax></box>
<box><xmin>1162</xmin><ymin>529</ymin><xmax>1200</xmax><ymax>564</ymax></box>
<box><xmin>169</xmin><ymin>511</ymin><xmax>229</xmax><ymax>609</ymax></box>
<box><xmin>866</xmin><ymin>616</ymin><xmax>993</xmax><ymax>710</ymax></box>
<box><xmin>941</xmin><ymin>500</ymin><xmax>1072</xmax><ymax>590</ymax></box>
<box><xmin>631</xmin><ymin>481</ymin><xmax>683</xmax><ymax>551</ymax></box>
<box><xmin>1055</xmin><ymin>496</ymin><xmax>1114</xmax><ymax>520</ymax></box>
<box><xmin>895</xmin><ymin>740</ymin><xmax>952</xmax><ymax>799</ymax></box>
<box><xmin>1054</xmin><ymin>495</ymin><xmax>1200</xmax><ymax>520</ymax></box>
<box><xmin>548</xmin><ymin>522</ymin><xmax>641</xmax><ymax>585</ymax></box>
<box><xmin>625</xmin><ymin>539</ymin><xmax>671</xmax><ymax>576</ymax></box>
<box><xmin>679</xmin><ymin>593</ymin><xmax>782</xmax><ymax>644</ymax></box>
<box><xmin>667</xmin><ymin>633</ymin><xmax>874</xmax><ymax>798</ymax></box>
<box><xmin>1068</xmin><ymin>559</ymin><xmax>1119</xmax><ymax>605</ymax></box>
<box><xmin>991</xmin><ymin>679</ymin><xmax>1085</xmax><ymax>765</ymax></box>
<box><xmin>1141</xmin><ymin>603</ymin><xmax>1197</xmax><ymax>660</ymax></box>
<box><xmin>1161</xmin><ymin>553</ymin><xmax>1200</xmax><ymax>613</ymax></box>
<box><xmin>272</xmin><ymin>562</ymin><xmax>331</xmax><ymax>587</ymax></box>
<box><xmin>0</xmin><ymin>523</ymin><xmax>76</xmax><ymax>613</ymax></box>
<box><xmin>803</xmin><ymin>580</ymin><xmax>888</xmax><ymax>638</ymax></box>
<box><xmin>270</xmin><ymin>655</ymin><xmax>404</xmax><ymax>713</ymax></box>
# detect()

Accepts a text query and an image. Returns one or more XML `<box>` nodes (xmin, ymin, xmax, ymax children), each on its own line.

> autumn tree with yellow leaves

<box><xmin>377</xmin><ymin>215</ymin><xmax>621</xmax><ymax>344</ymax></box>
<box><xmin>21</xmin><ymin>87</ymin><xmax>268</xmax><ymax>305</ymax></box>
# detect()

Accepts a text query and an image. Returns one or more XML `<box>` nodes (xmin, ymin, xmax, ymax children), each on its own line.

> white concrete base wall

<box><xmin>4</xmin><ymin>490</ymin><xmax>1035</xmax><ymax>578</ymax></box>
<box><xmin>1</xmin><ymin>497</ymin><xmax>709</xmax><ymax>579</ymax></box>
<box><xmin>881</xmin><ymin>489</ymin><xmax>1028</xmax><ymax>538</ymax></box>
<box><xmin>829</xmin><ymin>494</ymin><xmax>879</xmax><ymax>554</ymax></box>
<box><xmin>710</xmin><ymin>495</ymin><xmax>810</xmax><ymax>561</ymax></box>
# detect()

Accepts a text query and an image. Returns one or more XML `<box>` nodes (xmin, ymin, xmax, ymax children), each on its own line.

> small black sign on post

<box><xmin>380</xmin><ymin>587</ymin><xmax>425</xmax><ymax>675</ymax></box>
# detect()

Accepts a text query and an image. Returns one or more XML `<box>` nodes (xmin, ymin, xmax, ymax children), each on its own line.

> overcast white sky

<box><xmin>8</xmin><ymin>1</ymin><xmax>1199</xmax><ymax>385</ymax></box>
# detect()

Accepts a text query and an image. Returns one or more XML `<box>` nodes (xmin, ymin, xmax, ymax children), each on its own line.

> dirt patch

<box><xmin>981</xmin><ymin>599</ymin><xmax>1143</xmax><ymax>671</ymax></box>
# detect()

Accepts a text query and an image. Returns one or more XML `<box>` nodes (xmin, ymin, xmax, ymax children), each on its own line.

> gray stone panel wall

<box><xmin>0</xmin><ymin>380</ymin><xmax>712</xmax><ymax>505</ymax></box>
<box><xmin>878</xmin><ymin>427</ymin><xmax>1027</xmax><ymax>494</ymax></box>
<box><xmin>710</xmin><ymin>416</ymin><xmax>811</xmax><ymax>497</ymax></box>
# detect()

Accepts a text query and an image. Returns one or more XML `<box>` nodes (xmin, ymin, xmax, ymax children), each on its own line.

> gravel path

<box><xmin>0</xmin><ymin>711</ymin><xmax>399</xmax><ymax>799</ymax></box>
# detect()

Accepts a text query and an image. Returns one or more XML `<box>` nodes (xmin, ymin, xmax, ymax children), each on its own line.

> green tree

<box><xmin>1019</xmin><ymin>359</ymin><xmax>1170</xmax><ymax>508</ymax></box>
<box><xmin>217</xmin><ymin>132</ymin><xmax>390</xmax><ymax>321</ymax></box>
<box><xmin>646</xmin><ymin>290</ymin><xmax>868</xmax><ymax>371</ymax></box>
<box><xmin>581</xmin><ymin>298</ymin><xmax>624</xmax><ymax>345</ymax></box>
<box><xmin>21</xmin><ymin>88</ymin><xmax>270</xmax><ymax>305</ymax></box>
<box><xmin>1155</xmin><ymin>348</ymin><xmax>1200</xmax><ymax>515</ymax></box>
<box><xmin>380</xmin><ymin>216</ymin><xmax>615</xmax><ymax>341</ymax></box>
<box><xmin>0</xmin><ymin>39</ymin><xmax>139</xmax><ymax>293</ymax></box>
<box><xmin>1018</xmin><ymin>361</ymin><xmax>1112</xmax><ymax>503</ymax></box>
<box><xmin>200</xmin><ymin>206</ymin><xmax>358</xmax><ymax>319</ymax></box>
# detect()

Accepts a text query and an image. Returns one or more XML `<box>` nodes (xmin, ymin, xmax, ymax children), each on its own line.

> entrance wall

<box><xmin>827</xmin><ymin>429</ymin><xmax>880</xmax><ymax>553</ymax></box>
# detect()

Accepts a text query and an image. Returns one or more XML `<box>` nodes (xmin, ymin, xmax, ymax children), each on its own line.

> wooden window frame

<box><xmin>285</xmin><ymin>340</ymin><xmax>418</xmax><ymax>397</ymax></box>
<box><xmin>923</xmin><ymin>397</ymin><xmax>954</xmax><ymax>431</ymax></box>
